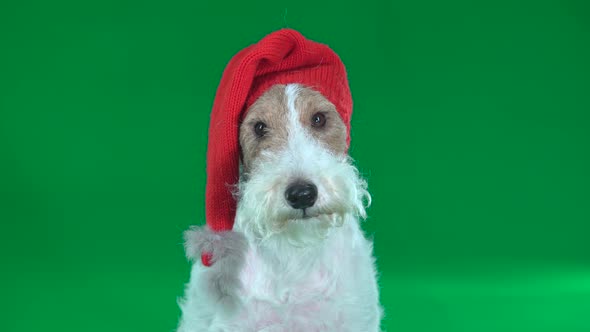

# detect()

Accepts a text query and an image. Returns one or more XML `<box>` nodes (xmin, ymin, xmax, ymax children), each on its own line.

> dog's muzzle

<box><xmin>284</xmin><ymin>181</ymin><xmax>317</xmax><ymax>210</ymax></box>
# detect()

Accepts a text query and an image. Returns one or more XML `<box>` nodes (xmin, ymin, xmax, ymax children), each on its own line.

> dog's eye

<box><xmin>311</xmin><ymin>113</ymin><xmax>326</xmax><ymax>128</ymax></box>
<box><xmin>254</xmin><ymin>121</ymin><xmax>267</xmax><ymax>137</ymax></box>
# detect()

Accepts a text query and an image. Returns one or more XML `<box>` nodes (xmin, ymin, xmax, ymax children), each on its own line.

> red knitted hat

<box><xmin>203</xmin><ymin>29</ymin><xmax>352</xmax><ymax>265</ymax></box>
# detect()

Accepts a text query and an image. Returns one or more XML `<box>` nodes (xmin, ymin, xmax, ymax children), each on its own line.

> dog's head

<box><xmin>235</xmin><ymin>84</ymin><xmax>370</xmax><ymax>246</ymax></box>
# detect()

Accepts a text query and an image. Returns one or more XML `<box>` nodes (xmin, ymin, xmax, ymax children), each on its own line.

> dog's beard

<box><xmin>234</xmin><ymin>147</ymin><xmax>370</xmax><ymax>247</ymax></box>
<box><xmin>273</xmin><ymin>213</ymin><xmax>345</xmax><ymax>247</ymax></box>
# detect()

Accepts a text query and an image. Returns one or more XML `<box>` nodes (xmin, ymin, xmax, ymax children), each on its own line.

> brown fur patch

<box><xmin>239</xmin><ymin>85</ymin><xmax>289</xmax><ymax>171</ymax></box>
<box><xmin>239</xmin><ymin>84</ymin><xmax>347</xmax><ymax>172</ymax></box>
<box><xmin>293</xmin><ymin>87</ymin><xmax>348</xmax><ymax>155</ymax></box>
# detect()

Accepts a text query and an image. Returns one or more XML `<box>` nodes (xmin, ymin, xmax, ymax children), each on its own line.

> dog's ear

<box><xmin>238</xmin><ymin>151</ymin><xmax>246</xmax><ymax>178</ymax></box>
<box><xmin>238</xmin><ymin>142</ymin><xmax>244</xmax><ymax>168</ymax></box>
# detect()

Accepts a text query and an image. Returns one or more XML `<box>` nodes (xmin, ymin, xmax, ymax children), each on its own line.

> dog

<box><xmin>176</xmin><ymin>83</ymin><xmax>382</xmax><ymax>331</ymax></box>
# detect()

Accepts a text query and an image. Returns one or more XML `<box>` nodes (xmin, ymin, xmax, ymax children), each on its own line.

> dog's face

<box><xmin>236</xmin><ymin>84</ymin><xmax>369</xmax><ymax>245</ymax></box>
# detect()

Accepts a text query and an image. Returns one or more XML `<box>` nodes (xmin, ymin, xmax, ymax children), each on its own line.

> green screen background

<box><xmin>1</xmin><ymin>0</ymin><xmax>589</xmax><ymax>331</ymax></box>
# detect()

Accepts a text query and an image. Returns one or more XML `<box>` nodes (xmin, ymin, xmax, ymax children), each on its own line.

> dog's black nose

<box><xmin>285</xmin><ymin>182</ymin><xmax>317</xmax><ymax>209</ymax></box>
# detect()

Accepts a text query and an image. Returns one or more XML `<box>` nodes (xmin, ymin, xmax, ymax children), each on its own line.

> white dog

<box><xmin>177</xmin><ymin>83</ymin><xmax>382</xmax><ymax>331</ymax></box>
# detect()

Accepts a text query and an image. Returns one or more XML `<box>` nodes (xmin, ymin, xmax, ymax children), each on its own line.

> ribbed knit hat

<box><xmin>202</xmin><ymin>29</ymin><xmax>352</xmax><ymax>266</ymax></box>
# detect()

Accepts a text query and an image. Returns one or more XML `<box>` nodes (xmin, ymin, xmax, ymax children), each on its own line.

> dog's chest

<box><xmin>233</xmin><ymin>243</ymin><xmax>349</xmax><ymax>331</ymax></box>
<box><xmin>238</xmin><ymin>246</ymin><xmax>342</xmax><ymax>305</ymax></box>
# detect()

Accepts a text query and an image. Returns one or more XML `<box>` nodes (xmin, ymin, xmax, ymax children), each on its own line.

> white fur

<box><xmin>177</xmin><ymin>84</ymin><xmax>382</xmax><ymax>332</ymax></box>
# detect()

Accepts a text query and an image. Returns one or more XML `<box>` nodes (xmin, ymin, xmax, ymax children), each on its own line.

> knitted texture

<box><xmin>203</xmin><ymin>29</ymin><xmax>352</xmax><ymax>265</ymax></box>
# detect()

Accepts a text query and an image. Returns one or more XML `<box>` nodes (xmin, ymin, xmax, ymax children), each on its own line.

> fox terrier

<box><xmin>177</xmin><ymin>83</ymin><xmax>382</xmax><ymax>331</ymax></box>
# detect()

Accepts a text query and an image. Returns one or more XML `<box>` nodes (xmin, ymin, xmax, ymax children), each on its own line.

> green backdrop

<box><xmin>1</xmin><ymin>0</ymin><xmax>589</xmax><ymax>331</ymax></box>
